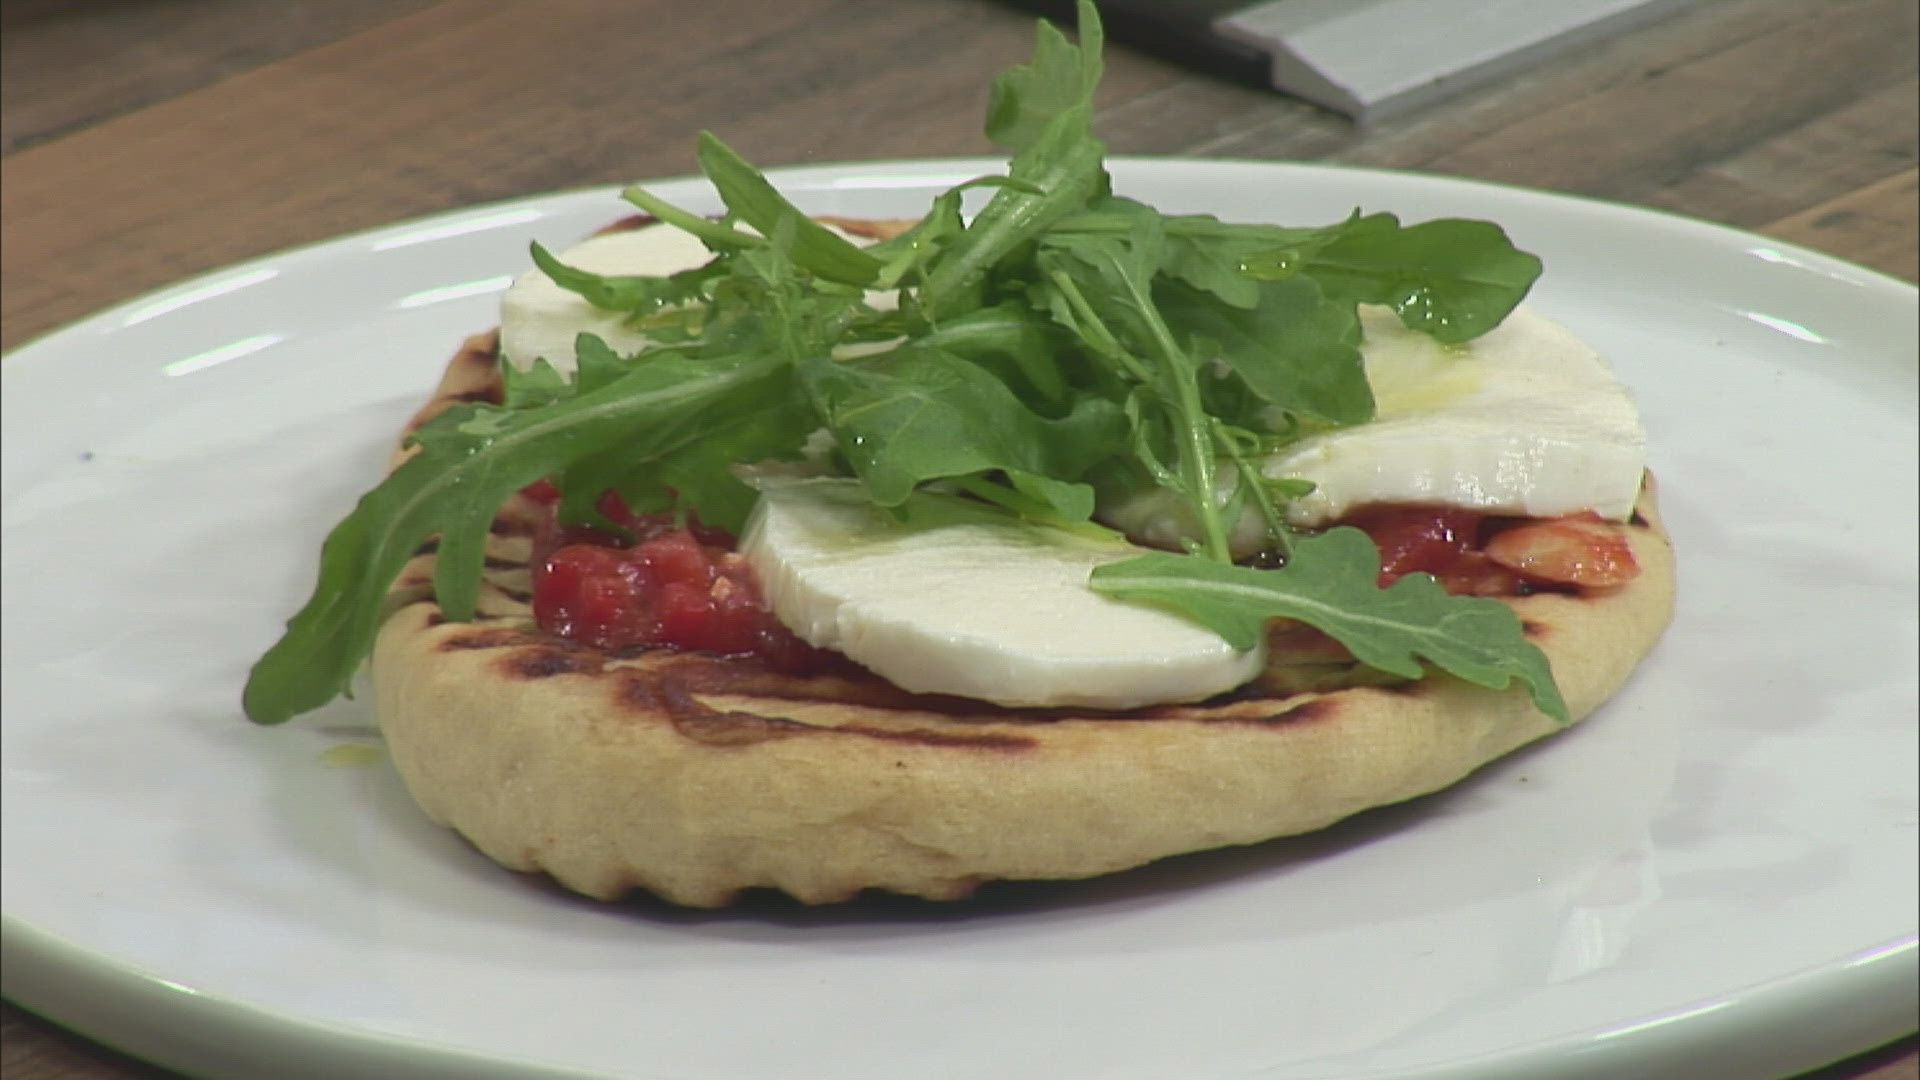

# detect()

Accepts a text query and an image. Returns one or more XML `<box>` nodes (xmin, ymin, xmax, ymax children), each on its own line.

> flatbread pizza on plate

<box><xmin>245</xmin><ymin>3</ymin><xmax>1674</xmax><ymax>907</ymax></box>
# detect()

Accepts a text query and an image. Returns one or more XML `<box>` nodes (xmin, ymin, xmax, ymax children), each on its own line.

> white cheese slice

<box><xmin>1102</xmin><ymin>304</ymin><xmax>1647</xmax><ymax>555</ymax></box>
<box><xmin>499</xmin><ymin>221</ymin><xmax>897</xmax><ymax>372</ymax></box>
<box><xmin>1273</xmin><ymin>305</ymin><xmax>1646</xmax><ymax>525</ymax></box>
<box><xmin>740</xmin><ymin>479</ymin><xmax>1265</xmax><ymax>710</ymax></box>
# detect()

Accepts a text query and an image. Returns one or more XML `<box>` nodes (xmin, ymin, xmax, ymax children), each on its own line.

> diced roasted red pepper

<box><xmin>1485</xmin><ymin>511</ymin><xmax>1639</xmax><ymax>587</ymax></box>
<box><xmin>1344</xmin><ymin>505</ymin><xmax>1485</xmax><ymax>587</ymax></box>
<box><xmin>1334</xmin><ymin>504</ymin><xmax>1639</xmax><ymax>594</ymax></box>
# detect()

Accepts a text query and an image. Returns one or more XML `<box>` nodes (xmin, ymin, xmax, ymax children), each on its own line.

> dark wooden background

<box><xmin>2</xmin><ymin>0</ymin><xmax>1915</xmax><ymax>1077</ymax></box>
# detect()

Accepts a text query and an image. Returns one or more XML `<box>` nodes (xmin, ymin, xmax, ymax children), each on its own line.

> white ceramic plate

<box><xmin>3</xmin><ymin>160</ymin><xmax>1915</xmax><ymax>1080</ymax></box>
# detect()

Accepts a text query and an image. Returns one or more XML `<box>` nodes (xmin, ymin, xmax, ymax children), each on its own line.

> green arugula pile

<box><xmin>242</xmin><ymin>0</ymin><xmax>1562</xmax><ymax>725</ymax></box>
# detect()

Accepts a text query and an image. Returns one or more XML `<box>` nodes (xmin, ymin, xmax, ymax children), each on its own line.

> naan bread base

<box><xmin>371</xmin><ymin>317</ymin><xmax>1674</xmax><ymax>908</ymax></box>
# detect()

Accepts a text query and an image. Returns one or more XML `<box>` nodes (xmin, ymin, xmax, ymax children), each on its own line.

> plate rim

<box><xmin>5</xmin><ymin>912</ymin><xmax>1913</xmax><ymax>1080</ymax></box>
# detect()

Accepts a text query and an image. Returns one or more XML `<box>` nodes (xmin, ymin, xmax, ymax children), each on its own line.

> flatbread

<box><xmin>368</xmin><ymin>321</ymin><xmax>1675</xmax><ymax>907</ymax></box>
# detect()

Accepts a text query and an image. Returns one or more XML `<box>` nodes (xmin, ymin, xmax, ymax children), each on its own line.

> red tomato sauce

<box><xmin>524</xmin><ymin>485</ymin><xmax>825</xmax><ymax>670</ymax></box>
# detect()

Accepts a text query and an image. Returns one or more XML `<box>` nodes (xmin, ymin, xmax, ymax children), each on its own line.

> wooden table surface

<box><xmin>2</xmin><ymin>0</ymin><xmax>1914</xmax><ymax>1077</ymax></box>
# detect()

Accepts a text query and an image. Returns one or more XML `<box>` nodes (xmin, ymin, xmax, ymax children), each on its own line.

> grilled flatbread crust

<box><xmin>371</xmin><ymin>299</ymin><xmax>1675</xmax><ymax>911</ymax></box>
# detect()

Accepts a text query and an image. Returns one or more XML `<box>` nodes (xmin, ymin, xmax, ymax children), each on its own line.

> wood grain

<box><xmin>0</xmin><ymin>0</ymin><xmax>445</xmax><ymax>154</ymax></box>
<box><xmin>1</xmin><ymin>0</ymin><xmax>1914</xmax><ymax>1076</ymax></box>
<box><xmin>5</xmin><ymin>0</ymin><xmax>1915</xmax><ymax>350</ymax></box>
<box><xmin>1763</xmin><ymin>167</ymin><xmax>1920</xmax><ymax>280</ymax></box>
<box><xmin>1</xmin><ymin>0</ymin><xmax>1114</xmax><ymax>350</ymax></box>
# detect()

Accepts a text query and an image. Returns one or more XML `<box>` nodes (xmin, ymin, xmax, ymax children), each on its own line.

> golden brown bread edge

<box><xmin>369</xmin><ymin>272</ymin><xmax>1675</xmax><ymax>909</ymax></box>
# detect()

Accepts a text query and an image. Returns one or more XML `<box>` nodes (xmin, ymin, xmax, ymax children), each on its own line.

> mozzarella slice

<box><xmin>499</xmin><ymin>224</ymin><xmax>715</xmax><ymax>372</ymax></box>
<box><xmin>1272</xmin><ymin>305</ymin><xmax>1645</xmax><ymax>526</ymax></box>
<box><xmin>740</xmin><ymin>479</ymin><xmax>1264</xmax><ymax>710</ymax></box>
<box><xmin>1102</xmin><ymin>304</ymin><xmax>1647</xmax><ymax>555</ymax></box>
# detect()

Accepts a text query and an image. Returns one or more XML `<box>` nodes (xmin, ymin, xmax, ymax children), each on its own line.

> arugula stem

<box><xmin>1223</xmin><ymin>434</ymin><xmax>1290</xmax><ymax>558</ymax></box>
<box><xmin>946</xmin><ymin>474</ymin><xmax>1115</xmax><ymax>539</ymax></box>
<box><xmin>1051</xmin><ymin>212</ymin><xmax>1324</xmax><ymax>246</ymax></box>
<box><xmin>1044</xmin><ymin>269</ymin><xmax>1151</xmax><ymax>382</ymax></box>
<box><xmin>1048</xmin><ymin>263</ymin><xmax>1230</xmax><ymax>561</ymax></box>
<box><xmin>919</xmin><ymin>117</ymin><xmax>1104</xmax><ymax>320</ymax></box>
<box><xmin>1122</xmin><ymin>270</ymin><xmax>1231</xmax><ymax>564</ymax></box>
<box><xmin>621</xmin><ymin>186</ymin><xmax>768</xmax><ymax>252</ymax></box>
<box><xmin>1162</xmin><ymin>349</ymin><xmax>1230</xmax><ymax>563</ymax></box>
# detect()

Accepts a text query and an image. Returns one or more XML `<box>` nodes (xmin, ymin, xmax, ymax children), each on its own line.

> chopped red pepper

<box><xmin>1339</xmin><ymin>504</ymin><xmax>1637</xmax><ymax>594</ymax></box>
<box><xmin>527</xmin><ymin>490</ymin><xmax>822</xmax><ymax>668</ymax></box>
<box><xmin>1484</xmin><ymin>511</ymin><xmax>1639</xmax><ymax>587</ymax></box>
<box><xmin>1344</xmin><ymin>505</ymin><xmax>1484</xmax><ymax>587</ymax></box>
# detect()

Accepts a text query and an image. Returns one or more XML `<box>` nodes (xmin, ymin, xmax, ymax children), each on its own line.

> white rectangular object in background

<box><xmin>1214</xmin><ymin>0</ymin><xmax>1698</xmax><ymax>120</ymax></box>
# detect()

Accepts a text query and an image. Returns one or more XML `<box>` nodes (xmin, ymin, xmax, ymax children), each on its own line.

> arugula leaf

<box><xmin>1053</xmin><ymin>201</ymin><xmax>1355</xmax><ymax>307</ymax></box>
<box><xmin>528</xmin><ymin>241</ymin><xmax>718</xmax><ymax>315</ymax></box>
<box><xmin>1034</xmin><ymin>213</ymin><xmax>1239</xmax><ymax>560</ymax></box>
<box><xmin>915</xmin><ymin>302</ymin><xmax>1071</xmax><ymax>409</ymax></box>
<box><xmin>859</xmin><ymin>175</ymin><xmax>1041</xmax><ymax>292</ymax></box>
<box><xmin>1055</xmin><ymin>199</ymin><xmax>1337</xmax><ymax>310</ymax></box>
<box><xmin>918</xmin><ymin>113</ymin><xmax>1108</xmax><ymax>320</ymax></box>
<box><xmin>242</xmin><ymin>354</ymin><xmax>789</xmax><ymax>723</ymax></box>
<box><xmin>498</xmin><ymin>353</ymin><xmax>573</xmax><ymax>410</ymax></box>
<box><xmin>931</xmin><ymin>471</ymin><xmax>1087</xmax><ymax>532</ymax></box>
<box><xmin>571</xmin><ymin>332</ymin><xmax>637</xmax><ymax>395</ymax></box>
<box><xmin>984</xmin><ymin>0</ymin><xmax>1105</xmax><ymax>153</ymax></box>
<box><xmin>549</xmin><ymin>235</ymin><xmax>861</xmax><ymax>534</ymax></box>
<box><xmin>653</xmin><ymin>399</ymin><xmax>819</xmax><ymax>533</ymax></box>
<box><xmin>1004</xmin><ymin>468</ymin><xmax>1102</xmax><ymax>526</ymax></box>
<box><xmin>1053</xmin><ymin>203</ymin><xmax>1337</xmax><ymax>247</ymax></box>
<box><xmin>918</xmin><ymin>3</ymin><xmax>1108</xmax><ymax>320</ymax></box>
<box><xmin>1298</xmin><ymin>214</ymin><xmax>1543</xmax><ymax>344</ymax></box>
<box><xmin>798</xmin><ymin>345</ymin><xmax>1124</xmax><ymax>509</ymax></box>
<box><xmin>1089</xmin><ymin>530</ymin><xmax>1568</xmax><ymax>721</ymax></box>
<box><xmin>1155</xmin><ymin>276</ymin><xmax>1372</xmax><ymax>428</ymax></box>
<box><xmin>695</xmin><ymin>132</ymin><xmax>885</xmax><ymax>288</ymax></box>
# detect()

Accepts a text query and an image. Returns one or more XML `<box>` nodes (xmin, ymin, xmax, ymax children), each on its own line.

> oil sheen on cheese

<box><xmin>1275</xmin><ymin>305</ymin><xmax>1645</xmax><ymax>524</ymax></box>
<box><xmin>1101</xmin><ymin>305</ymin><xmax>1648</xmax><ymax>558</ymax></box>
<box><xmin>741</xmin><ymin>480</ymin><xmax>1264</xmax><ymax>710</ymax></box>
